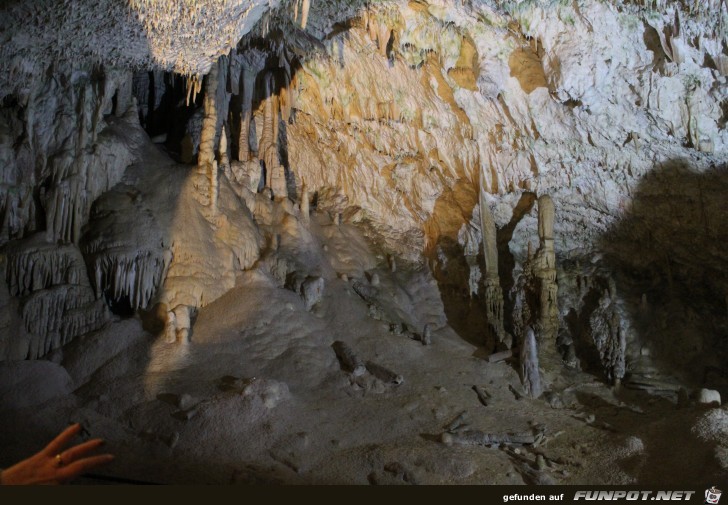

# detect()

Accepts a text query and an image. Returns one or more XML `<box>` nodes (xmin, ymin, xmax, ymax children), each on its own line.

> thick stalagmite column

<box><xmin>479</xmin><ymin>174</ymin><xmax>508</xmax><ymax>348</ymax></box>
<box><xmin>534</xmin><ymin>194</ymin><xmax>559</xmax><ymax>368</ymax></box>
<box><xmin>198</xmin><ymin>63</ymin><xmax>218</xmax><ymax>168</ymax></box>
<box><xmin>198</xmin><ymin>62</ymin><xmax>220</xmax><ymax>211</ymax></box>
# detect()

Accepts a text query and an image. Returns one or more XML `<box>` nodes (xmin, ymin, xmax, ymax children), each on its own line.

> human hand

<box><xmin>0</xmin><ymin>423</ymin><xmax>114</xmax><ymax>485</ymax></box>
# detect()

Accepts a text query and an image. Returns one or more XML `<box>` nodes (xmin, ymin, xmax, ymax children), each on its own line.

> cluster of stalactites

<box><xmin>5</xmin><ymin>244</ymin><xmax>86</xmax><ymax>298</ymax></box>
<box><xmin>88</xmin><ymin>251</ymin><xmax>169</xmax><ymax>311</ymax></box>
<box><xmin>4</xmin><ymin>244</ymin><xmax>110</xmax><ymax>360</ymax></box>
<box><xmin>291</xmin><ymin>0</ymin><xmax>311</xmax><ymax>29</ymax></box>
<box><xmin>21</xmin><ymin>286</ymin><xmax>108</xmax><ymax>359</ymax></box>
<box><xmin>186</xmin><ymin>74</ymin><xmax>203</xmax><ymax>106</ymax></box>
<box><xmin>192</xmin><ymin>38</ymin><xmax>301</xmax><ymax>206</ymax></box>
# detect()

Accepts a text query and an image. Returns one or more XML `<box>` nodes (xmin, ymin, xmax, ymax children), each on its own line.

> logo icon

<box><xmin>706</xmin><ymin>487</ymin><xmax>722</xmax><ymax>505</ymax></box>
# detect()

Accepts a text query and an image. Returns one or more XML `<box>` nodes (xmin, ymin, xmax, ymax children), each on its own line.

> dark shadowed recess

<box><xmin>600</xmin><ymin>159</ymin><xmax>728</xmax><ymax>395</ymax></box>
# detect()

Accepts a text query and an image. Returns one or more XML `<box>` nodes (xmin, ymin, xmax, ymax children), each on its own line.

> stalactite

<box><xmin>272</xmin><ymin>92</ymin><xmax>280</xmax><ymax>155</ymax></box>
<box><xmin>6</xmin><ymin>243</ymin><xmax>87</xmax><ymax>297</ymax></box>
<box><xmin>44</xmin><ymin>179</ymin><xmax>89</xmax><ymax>244</ymax></box>
<box><xmin>301</xmin><ymin>0</ymin><xmax>310</xmax><ymax>29</ymax></box>
<box><xmin>280</xmin><ymin>70</ymin><xmax>292</xmax><ymax>122</ymax></box>
<box><xmin>86</xmin><ymin>250</ymin><xmax>168</xmax><ymax>311</ymax></box>
<box><xmin>239</xmin><ymin>111</ymin><xmax>252</xmax><ymax>162</ymax></box>
<box><xmin>186</xmin><ymin>74</ymin><xmax>202</xmax><ymax>107</ymax></box>
<box><xmin>22</xmin><ymin>285</ymin><xmax>108</xmax><ymax>359</ymax></box>
<box><xmin>239</xmin><ymin>67</ymin><xmax>253</xmax><ymax>162</ymax></box>
<box><xmin>0</xmin><ymin>185</ymin><xmax>35</xmax><ymax>246</ymax></box>
<box><xmin>238</xmin><ymin>50</ymin><xmax>266</xmax><ymax>162</ymax></box>
<box><xmin>479</xmin><ymin>172</ymin><xmax>508</xmax><ymax>348</ymax></box>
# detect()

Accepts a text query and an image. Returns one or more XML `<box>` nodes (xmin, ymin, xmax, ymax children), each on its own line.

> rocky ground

<box><xmin>1</xmin><ymin>199</ymin><xmax>725</xmax><ymax>485</ymax></box>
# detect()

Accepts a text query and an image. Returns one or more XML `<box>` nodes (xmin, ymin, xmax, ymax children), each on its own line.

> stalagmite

<box><xmin>533</xmin><ymin>194</ymin><xmax>559</xmax><ymax>368</ymax></box>
<box><xmin>520</xmin><ymin>326</ymin><xmax>543</xmax><ymax>399</ymax></box>
<box><xmin>421</xmin><ymin>323</ymin><xmax>432</xmax><ymax>346</ymax></box>
<box><xmin>239</xmin><ymin>106</ymin><xmax>252</xmax><ymax>162</ymax></box>
<box><xmin>173</xmin><ymin>304</ymin><xmax>192</xmax><ymax>343</ymax></box>
<box><xmin>301</xmin><ymin>277</ymin><xmax>324</xmax><ymax>311</ymax></box>
<box><xmin>300</xmin><ymin>179</ymin><xmax>310</xmax><ymax>224</ymax></box>
<box><xmin>260</xmin><ymin>72</ymin><xmax>276</xmax><ymax>189</ymax></box>
<box><xmin>256</xmin><ymin>72</ymin><xmax>287</xmax><ymax>200</ymax></box>
<box><xmin>479</xmin><ymin>173</ymin><xmax>507</xmax><ymax>348</ymax></box>
<box><xmin>198</xmin><ymin>62</ymin><xmax>220</xmax><ymax>211</ymax></box>
<box><xmin>589</xmin><ymin>284</ymin><xmax>627</xmax><ymax>384</ymax></box>
<box><xmin>164</xmin><ymin>309</ymin><xmax>177</xmax><ymax>344</ymax></box>
<box><xmin>209</xmin><ymin>160</ymin><xmax>219</xmax><ymax>211</ymax></box>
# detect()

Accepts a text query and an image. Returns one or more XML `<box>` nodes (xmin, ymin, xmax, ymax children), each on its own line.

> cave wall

<box><xmin>0</xmin><ymin>0</ymin><xmax>725</xmax><ymax>390</ymax></box>
<box><xmin>0</xmin><ymin>65</ymin><xmax>140</xmax><ymax>359</ymax></box>
<box><xmin>279</xmin><ymin>0</ymin><xmax>727</xmax><ymax>385</ymax></box>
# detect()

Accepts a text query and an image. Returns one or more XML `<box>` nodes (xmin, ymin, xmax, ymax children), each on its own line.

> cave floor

<box><xmin>1</xmin><ymin>207</ymin><xmax>725</xmax><ymax>485</ymax></box>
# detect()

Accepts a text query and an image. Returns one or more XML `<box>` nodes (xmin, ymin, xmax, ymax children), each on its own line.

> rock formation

<box><xmin>533</xmin><ymin>194</ymin><xmax>560</xmax><ymax>369</ymax></box>
<box><xmin>0</xmin><ymin>0</ymin><xmax>726</xmax><ymax>485</ymax></box>
<box><xmin>520</xmin><ymin>326</ymin><xmax>543</xmax><ymax>399</ymax></box>
<box><xmin>479</xmin><ymin>176</ymin><xmax>508</xmax><ymax>348</ymax></box>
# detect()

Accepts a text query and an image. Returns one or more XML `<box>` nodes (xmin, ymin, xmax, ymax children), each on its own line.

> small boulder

<box><xmin>300</xmin><ymin>276</ymin><xmax>324</xmax><ymax>311</ymax></box>
<box><xmin>694</xmin><ymin>388</ymin><xmax>721</xmax><ymax>407</ymax></box>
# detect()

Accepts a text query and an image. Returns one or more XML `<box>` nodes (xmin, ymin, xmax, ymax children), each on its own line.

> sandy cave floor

<box><xmin>1</xmin><ymin>205</ymin><xmax>726</xmax><ymax>486</ymax></box>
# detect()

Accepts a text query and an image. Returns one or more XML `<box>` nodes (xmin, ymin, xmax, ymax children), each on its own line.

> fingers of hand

<box><xmin>56</xmin><ymin>454</ymin><xmax>115</xmax><ymax>482</ymax></box>
<box><xmin>59</xmin><ymin>438</ymin><xmax>106</xmax><ymax>464</ymax></box>
<box><xmin>43</xmin><ymin>423</ymin><xmax>82</xmax><ymax>456</ymax></box>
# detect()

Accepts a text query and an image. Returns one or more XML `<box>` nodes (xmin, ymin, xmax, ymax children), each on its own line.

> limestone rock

<box><xmin>300</xmin><ymin>276</ymin><xmax>324</xmax><ymax>311</ymax></box>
